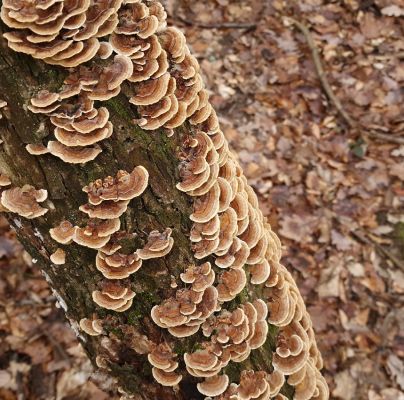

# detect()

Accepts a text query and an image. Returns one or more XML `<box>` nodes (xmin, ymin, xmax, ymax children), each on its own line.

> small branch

<box><xmin>176</xmin><ymin>15</ymin><xmax>257</xmax><ymax>30</ymax></box>
<box><xmin>372</xmin><ymin>51</ymin><xmax>404</xmax><ymax>60</ymax></box>
<box><xmin>351</xmin><ymin>229</ymin><xmax>404</xmax><ymax>272</ymax></box>
<box><xmin>364</xmin><ymin>130</ymin><xmax>404</xmax><ymax>145</ymax></box>
<box><xmin>286</xmin><ymin>17</ymin><xmax>404</xmax><ymax>145</ymax></box>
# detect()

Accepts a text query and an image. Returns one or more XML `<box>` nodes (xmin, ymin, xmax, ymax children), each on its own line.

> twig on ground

<box><xmin>285</xmin><ymin>17</ymin><xmax>404</xmax><ymax>146</ymax></box>
<box><xmin>351</xmin><ymin>229</ymin><xmax>404</xmax><ymax>272</ymax></box>
<box><xmin>176</xmin><ymin>15</ymin><xmax>257</xmax><ymax>30</ymax></box>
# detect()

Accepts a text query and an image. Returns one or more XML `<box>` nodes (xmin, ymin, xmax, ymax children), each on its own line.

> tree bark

<box><xmin>0</xmin><ymin>19</ymin><xmax>295</xmax><ymax>400</ymax></box>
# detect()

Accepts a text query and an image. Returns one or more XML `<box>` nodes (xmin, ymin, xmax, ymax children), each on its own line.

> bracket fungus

<box><xmin>148</xmin><ymin>343</ymin><xmax>182</xmax><ymax>387</ymax></box>
<box><xmin>0</xmin><ymin>174</ymin><xmax>11</xmax><ymax>187</ymax></box>
<box><xmin>136</xmin><ymin>228</ymin><xmax>174</xmax><ymax>260</ymax></box>
<box><xmin>0</xmin><ymin>99</ymin><xmax>7</xmax><ymax>119</ymax></box>
<box><xmin>0</xmin><ymin>0</ymin><xmax>328</xmax><ymax>397</ymax></box>
<box><xmin>96</xmin><ymin>251</ymin><xmax>142</xmax><ymax>279</ymax></box>
<box><xmin>1</xmin><ymin>185</ymin><xmax>48</xmax><ymax>219</ymax></box>
<box><xmin>79</xmin><ymin>316</ymin><xmax>104</xmax><ymax>337</ymax></box>
<box><xmin>92</xmin><ymin>281</ymin><xmax>136</xmax><ymax>312</ymax></box>
<box><xmin>197</xmin><ymin>374</ymin><xmax>229</xmax><ymax>397</ymax></box>
<box><xmin>50</xmin><ymin>248</ymin><xmax>66</xmax><ymax>265</ymax></box>
<box><xmin>83</xmin><ymin>166</ymin><xmax>149</xmax><ymax>205</ymax></box>
<box><xmin>49</xmin><ymin>220</ymin><xmax>75</xmax><ymax>244</ymax></box>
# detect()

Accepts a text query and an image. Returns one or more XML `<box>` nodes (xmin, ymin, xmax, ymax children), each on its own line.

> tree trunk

<box><xmin>0</xmin><ymin>2</ymin><xmax>327</xmax><ymax>399</ymax></box>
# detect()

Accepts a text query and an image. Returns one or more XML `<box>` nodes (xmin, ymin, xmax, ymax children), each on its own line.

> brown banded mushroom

<box><xmin>151</xmin><ymin>285</ymin><xmax>218</xmax><ymax>338</ymax></box>
<box><xmin>217</xmin><ymin>269</ymin><xmax>247</xmax><ymax>302</ymax></box>
<box><xmin>0</xmin><ymin>174</ymin><xmax>11</xmax><ymax>187</ymax></box>
<box><xmin>26</xmin><ymin>143</ymin><xmax>50</xmax><ymax>155</ymax></box>
<box><xmin>0</xmin><ymin>99</ymin><xmax>7</xmax><ymax>119</ymax></box>
<box><xmin>96</xmin><ymin>251</ymin><xmax>142</xmax><ymax>279</ymax></box>
<box><xmin>50</xmin><ymin>248</ymin><xmax>66</xmax><ymax>265</ymax></box>
<box><xmin>180</xmin><ymin>262</ymin><xmax>215</xmax><ymax>292</ymax></box>
<box><xmin>129</xmin><ymin>72</ymin><xmax>172</xmax><ymax>106</ymax></box>
<box><xmin>47</xmin><ymin>141</ymin><xmax>102</xmax><ymax>163</ymax></box>
<box><xmin>1</xmin><ymin>185</ymin><xmax>48</xmax><ymax>219</ymax></box>
<box><xmin>151</xmin><ymin>368</ymin><xmax>182</xmax><ymax>387</ymax></box>
<box><xmin>272</xmin><ymin>322</ymin><xmax>310</xmax><ymax>375</ymax></box>
<box><xmin>50</xmin><ymin>220</ymin><xmax>75</xmax><ymax>244</ymax></box>
<box><xmin>53</xmin><ymin>121</ymin><xmax>113</xmax><ymax>147</ymax></box>
<box><xmin>83</xmin><ymin>166</ymin><xmax>149</xmax><ymax>205</ymax></box>
<box><xmin>197</xmin><ymin>374</ymin><xmax>229</xmax><ymax>397</ymax></box>
<box><xmin>137</xmin><ymin>228</ymin><xmax>174</xmax><ymax>260</ymax></box>
<box><xmin>92</xmin><ymin>281</ymin><xmax>135</xmax><ymax>312</ymax></box>
<box><xmin>1</xmin><ymin>0</ymin><xmax>327</xmax><ymax>395</ymax></box>
<box><xmin>148</xmin><ymin>342</ymin><xmax>182</xmax><ymax>387</ymax></box>
<box><xmin>79</xmin><ymin>200</ymin><xmax>130</xmax><ymax>219</ymax></box>
<box><xmin>237</xmin><ymin>370</ymin><xmax>270</xmax><ymax>400</ymax></box>
<box><xmin>72</xmin><ymin>218</ymin><xmax>121</xmax><ymax>249</ymax></box>
<box><xmin>79</xmin><ymin>316</ymin><xmax>104</xmax><ymax>336</ymax></box>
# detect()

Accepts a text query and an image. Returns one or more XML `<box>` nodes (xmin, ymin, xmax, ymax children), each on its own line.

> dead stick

<box><xmin>351</xmin><ymin>230</ymin><xmax>404</xmax><ymax>272</ymax></box>
<box><xmin>286</xmin><ymin>17</ymin><xmax>355</xmax><ymax>126</ymax></box>
<box><xmin>286</xmin><ymin>17</ymin><xmax>404</xmax><ymax>145</ymax></box>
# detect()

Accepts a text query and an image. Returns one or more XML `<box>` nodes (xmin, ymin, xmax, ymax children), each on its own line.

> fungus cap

<box><xmin>151</xmin><ymin>368</ymin><xmax>182</xmax><ymax>387</ymax></box>
<box><xmin>50</xmin><ymin>220</ymin><xmax>75</xmax><ymax>244</ymax></box>
<box><xmin>197</xmin><ymin>374</ymin><xmax>229</xmax><ymax>397</ymax></box>
<box><xmin>1</xmin><ymin>185</ymin><xmax>48</xmax><ymax>219</ymax></box>
<box><xmin>50</xmin><ymin>248</ymin><xmax>66</xmax><ymax>265</ymax></box>
<box><xmin>47</xmin><ymin>141</ymin><xmax>102</xmax><ymax>163</ymax></box>
<box><xmin>79</xmin><ymin>200</ymin><xmax>130</xmax><ymax>219</ymax></box>
<box><xmin>137</xmin><ymin>228</ymin><xmax>174</xmax><ymax>260</ymax></box>
<box><xmin>26</xmin><ymin>143</ymin><xmax>50</xmax><ymax>155</ymax></box>
<box><xmin>0</xmin><ymin>174</ymin><xmax>11</xmax><ymax>187</ymax></box>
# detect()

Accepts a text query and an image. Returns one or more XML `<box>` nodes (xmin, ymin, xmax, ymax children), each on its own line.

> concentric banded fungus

<box><xmin>79</xmin><ymin>200</ymin><xmax>130</xmax><ymax>219</ymax></box>
<box><xmin>47</xmin><ymin>141</ymin><xmax>102</xmax><ymax>163</ymax></box>
<box><xmin>0</xmin><ymin>99</ymin><xmax>7</xmax><ymax>119</ymax></box>
<box><xmin>137</xmin><ymin>228</ymin><xmax>174</xmax><ymax>260</ymax></box>
<box><xmin>238</xmin><ymin>370</ymin><xmax>270</xmax><ymax>400</ymax></box>
<box><xmin>79</xmin><ymin>316</ymin><xmax>104</xmax><ymax>336</ymax></box>
<box><xmin>73</xmin><ymin>218</ymin><xmax>121</xmax><ymax>249</ymax></box>
<box><xmin>96</xmin><ymin>251</ymin><xmax>142</xmax><ymax>279</ymax></box>
<box><xmin>1</xmin><ymin>0</ymin><xmax>122</xmax><ymax>66</ymax></box>
<box><xmin>26</xmin><ymin>143</ymin><xmax>50</xmax><ymax>155</ymax></box>
<box><xmin>148</xmin><ymin>342</ymin><xmax>182</xmax><ymax>387</ymax></box>
<box><xmin>1</xmin><ymin>0</ymin><xmax>327</xmax><ymax>396</ymax></box>
<box><xmin>197</xmin><ymin>374</ymin><xmax>229</xmax><ymax>397</ymax></box>
<box><xmin>151</xmin><ymin>285</ymin><xmax>218</xmax><ymax>338</ymax></box>
<box><xmin>83</xmin><ymin>166</ymin><xmax>149</xmax><ymax>205</ymax></box>
<box><xmin>1</xmin><ymin>185</ymin><xmax>48</xmax><ymax>218</ymax></box>
<box><xmin>50</xmin><ymin>220</ymin><xmax>75</xmax><ymax>244</ymax></box>
<box><xmin>92</xmin><ymin>281</ymin><xmax>135</xmax><ymax>312</ymax></box>
<box><xmin>272</xmin><ymin>321</ymin><xmax>310</xmax><ymax>375</ymax></box>
<box><xmin>50</xmin><ymin>248</ymin><xmax>66</xmax><ymax>265</ymax></box>
<box><xmin>0</xmin><ymin>174</ymin><xmax>11</xmax><ymax>187</ymax></box>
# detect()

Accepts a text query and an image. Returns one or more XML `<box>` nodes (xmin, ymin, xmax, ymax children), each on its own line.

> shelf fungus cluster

<box><xmin>151</xmin><ymin>262</ymin><xmax>218</xmax><ymax>338</ymax></box>
<box><xmin>1</xmin><ymin>0</ymin><xmax>328</xmax><ymax>398</ymax></box>
<box><xmin>1</xmin><ymin>0</ymin><xmax>122</xmax><ymax>65</ymax></box>
<box><xmin>183</xmin><ymin>300</ymin><xmax>269</xmax><ymax>382</ymax></box>
<box><xmin>48</xmin><ymin>167</ymin><xmax>177</xmax><ymax>316</ymax></box>
<box><xmin>148</xmin><ymin>342</ymin><xmax>182</xmax><ymax>387</ymax></box>
<box><xmin>25</xmin><ymin>54</ymin><xmax>133</xmax><ymax>163</ymax></box>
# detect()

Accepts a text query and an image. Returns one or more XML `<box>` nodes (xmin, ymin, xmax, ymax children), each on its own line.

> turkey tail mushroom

<box><xmin>0</xmin><ymin>0</ymin><xmax>327</xmax><ymax>398</ymax></box>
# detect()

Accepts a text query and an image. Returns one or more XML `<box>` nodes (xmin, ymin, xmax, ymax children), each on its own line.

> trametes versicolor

<box><xmin>0</xmin><ymin>1</ymin><xmax>328</xmax><ymax>399</ymax></box>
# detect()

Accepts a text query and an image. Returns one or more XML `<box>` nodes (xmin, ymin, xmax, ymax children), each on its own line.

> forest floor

<box><xmin>1</xmin><ymin>0</ymin><xmax>404</xmax><ymax>399</ymax></box>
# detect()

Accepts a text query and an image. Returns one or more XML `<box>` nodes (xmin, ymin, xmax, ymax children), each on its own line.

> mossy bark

<box><xmin>0</xmin><ymin>21</ymin><xmax>293</xmax><ymax>400</ymax></box>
